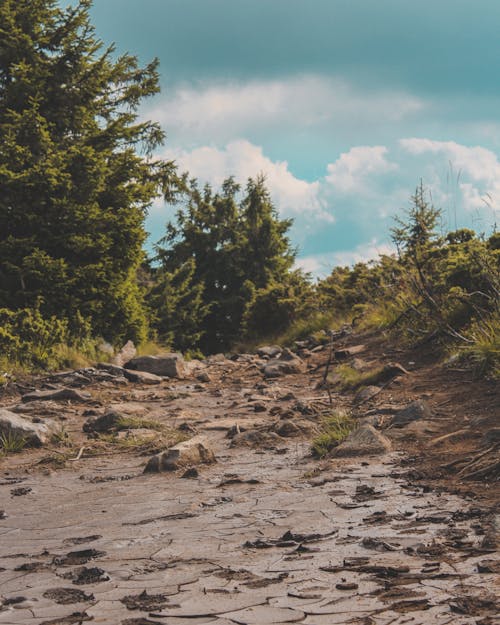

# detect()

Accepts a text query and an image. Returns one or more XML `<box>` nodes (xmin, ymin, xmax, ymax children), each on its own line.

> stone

<box><xmin>96</xmin><ymin>362</ymin><xmax>128</xmax><ymax>377</ymax></box>
<box><xmin>0</xmin><ymin>408</ymin><xmax>58</xmax><ymax>447</ymax></box>
<box><xmin>196</xmin><ymin>371</ymin><xmax>211</xmax><ymax>383</ymax></box>
<box><xmin>263</xmin><ymin>349</ymin><xmax>306</xmax><ymax>378</ymax></box>
<box><xmin>144</xmin><ymin>436</ymin><xmax>215</xmax><ymax>473</ymax></box>
<box><xmin>354</xmin><ymin>386</ymin><xmax>382</xmax><ymax>404</ymax></box>
<box><xmin>83</xmin><ymin>411</ymin><xmax>125</xmax><ymax>433</ymax></box>
<box><xmin>391</xmin><ymin>400</ymin><xmax>432</xmax><ymax>428</ymax></box>
<box><xmin>230</xmin><ymin>429</ymin><xmax>283</xmax><ymax>448</ymax></box>
<box><xmin>122</xmin><ymin>369</ymin><xmax>163</xmax><ymax>385</ymax></box>
<box><xmin>333</xmin><ymin>424</ymin><xmax>392</xmax><ymax>457</ymax></box>
<box><xmin>21</xmin><ymin>388</ymin><xmax>91</xmax><ymax>403</ymax></box>
<box><xmin>274</xmin><ymin>419</ymin><xmax>316</xmax><ymax>438</ymax></box>
<box><xmin>335</xmin><ymin>344</ymin><xmax>366</xmax><ymax>359</ymax></box>
<box><xmin>112</xmin><ymin>340</ymin><xmax>136</xmax><ymax>367</ymax></box>
<box><xmin>257</xmin><ymin>345</ymin><xmax>282</xmax><ymax>359</ymax></box>
<box><xmin>125</xmin><ymin>353</ymin><xmax>186</xmax><ymax>379</ymax></box>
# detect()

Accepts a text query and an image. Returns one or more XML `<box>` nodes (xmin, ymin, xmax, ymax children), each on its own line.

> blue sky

<box><xmin>90</xmin><ymin>0</ymin><xmax>500</xmax><ymax>275</ymax></box>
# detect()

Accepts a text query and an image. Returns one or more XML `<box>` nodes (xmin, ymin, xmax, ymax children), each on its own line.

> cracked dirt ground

<box><xmin>0</xmin><ymin>342</ymin><xmax>499</xmax><ymax>625</ymax></box>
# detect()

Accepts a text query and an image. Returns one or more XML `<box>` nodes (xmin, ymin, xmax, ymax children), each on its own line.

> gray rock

<box><xmin>21</xmin><ymin>388</ymin><xmax>91</xmax><ymax>403</ymax></box>
<box><xmin>122</xmin><ymin>369</ymin><xmax>163</xmax><ymax>385</ymax></box>
<box><xmin>391</xmin><ymin>400</ymin><xmax>432</xmax><ymax>428</ymax></box>
<box><xmin>257</xmin><ymin>345</ymin><xmax>282</xmax><ymax>359</ymax></box>
<box><xmin>263</xmin><ymin>350</ymin><xmax>306</xmax><ymax>378</ymax></box>
<box><xmin>230</xmin><ymin>429</ymin><xmax>283</xmax><ymax>448</ymax></box>
<box><xmin>112</xmin><ymin>340</ymin><xmax>136</xmax><ymax>367</ymax></box>
<box><xmin>334</xmin><ymin>424</ymin><xmax>392</xmax><ymax>457</ymax></box>
<box><xmin>83</xmin><ymin>411</ymin><xmax>124</xmax><ymax>433</ymax></box>
<box><xmin>0</xmin><ymin>408</ymin><xmax>57</xmax><ymax>447</ymax></box>
<box><xmin>125</xmin><ymin>353</ymin><xmax>186</xmax><ymax>378</ymax></box>
<box><xmin>144</xmin><ymin>436</ymin><xmax>215</xmax><ymax>473</ymax></box>
<box><xmin>335</xmin><ymin>344</ymin><xmax>366</xmax><ymax>360</ymax></box>
<box><xmin>96</xmin><ymin>362</ymin><xmax>128</xmax><ymax>377</ymax></box>
<box><xmin>274</xmin><ymin>419</ymin><xmax>317</xmax><ymax>438</ymax></box>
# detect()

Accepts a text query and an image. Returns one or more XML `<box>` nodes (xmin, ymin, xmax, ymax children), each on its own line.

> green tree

<box><xmin>0</xmin><ymin>0</ymin><xmax>177</xmax><ymax>344</ymax></box>
<box><xmin>157</xmin><ymin>175</ymin><xmax>296</xmax><ymax>352</ymax></box>
<box><xmin>148</xmin><ymin>258</ymin><xmax>209</xmax><ymax>353</ymax></box>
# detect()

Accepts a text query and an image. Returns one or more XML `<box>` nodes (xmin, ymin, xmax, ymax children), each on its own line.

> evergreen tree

<box><xmin>156</xmin><ymin>175</ymin><xmax>296</xmax><ymax>352</ymax></box>
<box><xmin>0</xmin><ymin>0</ymin><xmax>177</xmax><ymax>343</ymax></box>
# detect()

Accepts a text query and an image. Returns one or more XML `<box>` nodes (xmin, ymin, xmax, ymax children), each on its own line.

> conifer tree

<box><xmin>0</xmin><ymin>0</ymin><xmax>177</xmax><ymax>343</ymax></box>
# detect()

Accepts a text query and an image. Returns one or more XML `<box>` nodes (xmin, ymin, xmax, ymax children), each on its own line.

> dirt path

<box><xmin>1</xmin><ymin>343</ymin><xmax>499</xmax><ymax>624</ymax></box>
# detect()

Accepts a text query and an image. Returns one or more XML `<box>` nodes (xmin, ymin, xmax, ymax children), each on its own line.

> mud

<box><xmin>1</xmin><ymin>342</ymin><xmax>499</xmax><ymax>624</ymax></box>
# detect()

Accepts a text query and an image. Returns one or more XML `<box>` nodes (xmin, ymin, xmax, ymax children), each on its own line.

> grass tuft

<box><xmin>0</xmin><ymin>430</ymin><xmax>27</xmax><ymax>453</ymax></box>
<box><xmin>311</xmin><ymin>411</ymin><xmax>355</xmax><ymax>458</ymax></box>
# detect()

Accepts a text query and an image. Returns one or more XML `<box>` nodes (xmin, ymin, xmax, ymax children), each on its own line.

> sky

<box><xmin>89</xmin><ymin>0</ymin><xmax>500</xmax><ymax>276</ymax></box>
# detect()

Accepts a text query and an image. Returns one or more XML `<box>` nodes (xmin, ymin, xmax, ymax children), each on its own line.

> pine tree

<box><xmin>156</xmin><ymin>175</ymin><xmax>296</xmax><ymax>352</ymax></box>
<box><xmin>0</xmin><ymin>0</ymin><xmax>177</xmax><ymax>343</ymax></box>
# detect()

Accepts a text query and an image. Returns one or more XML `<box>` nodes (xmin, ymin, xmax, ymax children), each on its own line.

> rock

<box><xmin>351</xmin><ymin>358</ymin><xmax>369</xmax><ymax>371</ymax></box>
<box><xmin>335</xmin><ymin>344</ymin><xmax>366</xmax><ymax>359</ymax></box>
<box><xmin>354</xmin><ymin>386</ymin><xmax>382</xmax><ymax>404</ymax></box>
<box><xmin>112</xmin><ymin>340</ymin><xmax>136</xmax><ymax>367</ymax></box>
<box><xmin>0</xmin><ymin>408</ymin><xmax>58</xmax><ymax>447</ymax></box>
<box><xmin>122</xmin><ymin>369</ymin><xmax>163</xmax><ymax>385</ymax></box>
<box><xmin>391</xmin><ymin>400</ymin><xmax>432</xmax><ymax>428</ymax></box>
<box><xmin>230</xmin><ymin>429</ymin><xmax>283</xmax><ymax>448</ymax></box>
<box><xmin>263</xmin><ymin>349</ymin><xmax>306</xmax><ymax>378</ymax></box>
<box><xmin>97</xmin><ymin>362</ymin><xmax>128</xmax><ymax>377</ymax></box>
<box><xmin>83</xmin><ymin>411</ymin><xmax>124</xmax><ymax>433</ymax></box>
<box><xmin>333</xmin><ymin>424</ymin><xmax>392</xmax><ymax>457</ymax></box>
<box><xmin>12</xmin><ymin>400</ymin><xmax>61</xmax><ymax>415</ymax></box>
<box><xmin>274</xmin><ymin>420</ymin><xmax>317</xmax><ymax>438</ymax></box>
<box><xmin>21</xmin><ymin>388</ymin><xmax>91</xmax><ymax>403</ymax></box>
<box><xmin>378</xmin><ymin>362</ymin><xmax>409</xmax><ymax>382</ymax></box>
<box><xmin>257</xmin><ymin>345</ymin><xmax>282</xmax><ymax>359</ymax></box>
<box><xmin>125</xmin><ymin>353</ymin><xmax>186</xmax><ymax>379</ymax></box>
<box><xmin>144</xmin><ymin>436</ymin><xmax>215</xmax><ymax>473</ymax></box>
<box><xmin>196</xmin><ymin>371</ymin><xmax>211</xmax><ymax>383</ymax></box>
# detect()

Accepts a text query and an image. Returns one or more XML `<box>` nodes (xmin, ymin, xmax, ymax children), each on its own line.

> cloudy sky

<box><xmin>90</xmin><ymin>0</ymin><xmax>500</xmax><ymax>275</ymax></box>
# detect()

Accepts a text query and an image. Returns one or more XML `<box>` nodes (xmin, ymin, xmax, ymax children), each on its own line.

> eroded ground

<box><xmin>1</xmin><ymin>335</ymin><xmax>499</xmax><ymax>624</ymax></box>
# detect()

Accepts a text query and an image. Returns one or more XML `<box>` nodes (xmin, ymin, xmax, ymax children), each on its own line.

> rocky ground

<box><xmin>0</xmin><ymin>332</ymin><xmax>498</xmax><ymax>625</ymax></box>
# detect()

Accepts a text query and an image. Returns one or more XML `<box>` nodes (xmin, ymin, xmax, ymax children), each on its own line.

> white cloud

<box><xmin>163</xmin><ymin>139</ymin><xmax>333</xmax><ymax>222</ymax></box>
<box><xmin>147</xmin><ymin>76</ymin><xmax>424</xmax><ymax>142</ymax></box>
<box><xmin>400</xmin><ymin>138</ymin><xmax>500</xmax><ymax>212</ymax></box>
<box><xmin>325</xmin><ymin>146</ymin><xmax>398</xmax><ymax>193</ymax></box>
<box><xmin>296</xmin><ymin>240</ymin><xmax>396</xmax><ymax>278</ymax></box>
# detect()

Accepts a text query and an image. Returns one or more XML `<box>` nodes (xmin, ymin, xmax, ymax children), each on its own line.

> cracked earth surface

<box><xmin>0</xmin><ymin>348</ymin><xmax>499</xmax><ymax>625</ymax></box>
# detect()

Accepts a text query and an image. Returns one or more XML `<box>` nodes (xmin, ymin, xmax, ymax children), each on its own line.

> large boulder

<box><xmin>391</xmin><ymin>400</ymin><xmax>432</xmax><ymax>428</ymax></box>
<box><xmin>144</xmin><ymin>436</ymin><xmax>215</xmax><ymax>473</ymax></box>
<box><xmin>125</xmin><ymin>353</ymin><xmax>186</xmax><ymax>379</ymax></box>
<box><xmin>263</xmin><ymin>349</ymin><xmax>306</xmax><ymax>378</ymax></box>
<box><xmin>0</xmin><ymin>408</ymin><xmax>57</xmax><ymax>447</ymax></box>
<box><xmin>333</xmin><ymin>424</ymin><xmax>392</xmax><ymax>457</ymax></box>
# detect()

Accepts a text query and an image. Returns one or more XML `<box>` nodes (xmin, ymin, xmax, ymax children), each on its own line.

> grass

<box><xmin>328</xmin><ymin>364</ymin><xmax>386</xmax><ymax>391</ymax></box>
<box><xmin>0</xmin><ymin>430</ymin><xmax>27</xmax><ymax>453</ymax></box>
<box><xmin>115</xmin><ymin>416</ymin><xmax>165</xmax><ymax>432</ymax></box>
<box><xmin>234</xmin><ymin>311</ymin><xmax>349</xmax><ymax>352</ymax></box>
<box><xmin>461</xmin><ymin>313</ymin><xmax>500</xmax><ymax>377</ymax></box>
<box><xmin>311</xmin><ymin>411</ymin><xmax>355</xmax><ymax>458</ymax></box>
